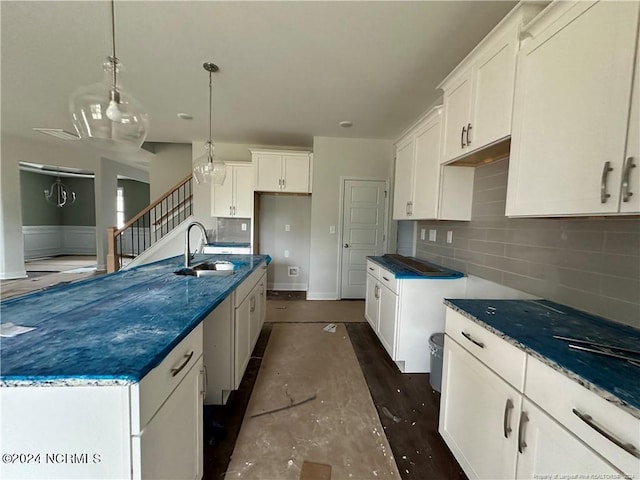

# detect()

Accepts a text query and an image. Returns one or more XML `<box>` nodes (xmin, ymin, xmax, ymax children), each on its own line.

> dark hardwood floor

<box><xmin>203</xmin><ymin>322</ymin><xmax>465</xmax><ymax>480</ymax></box>
<box><xmin>346</xmin><ymin>322</ymin><xmax>466</xmax><ymax>480</ymax></box>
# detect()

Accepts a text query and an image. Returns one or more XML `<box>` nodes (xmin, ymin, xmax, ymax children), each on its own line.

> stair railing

<box><xmin>107</xmin><ymin>174</ymin><xmax>193</xmax><ymax>272</ymax></box>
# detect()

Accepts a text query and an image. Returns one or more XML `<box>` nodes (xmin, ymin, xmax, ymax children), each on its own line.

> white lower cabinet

<box><xmin>440</xmin><ymin>338</ymin><xmax>520</xmax><ymax>479</ymax></box>
<box><xmin>132</xmin><ymin>357</ymin><xmax>204</xmax><ymax>480</ymax></box>
<box><xmin>516</xmin><ymin>399</ymin><xmax>619</xmax><ymax>479</ymax></box>
<box><xmin>364</xmin><ymin>259</ymin><xmax>466</xmax><ymax>373</ymax></box>
<box><xmin>203</xmin><ymin>262</ymin><xmax>267</xmax><ymax>403</ymax></box>
<box><xmin>440</xmin><ymin>307</ymin><xmax>633</xmax><ymax>479</ymax></box>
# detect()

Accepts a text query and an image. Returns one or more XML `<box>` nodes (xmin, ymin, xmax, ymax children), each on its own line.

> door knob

<box><xmin>344</xmin><ymin>243</ymin><xmax>349</xmax><ymax>248</ymax></box>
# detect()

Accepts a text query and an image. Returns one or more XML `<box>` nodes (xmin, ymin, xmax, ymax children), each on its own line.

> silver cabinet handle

<box><xmin>461</xmin><ymin>125</ymin><xmax>466</xmax><ymax>148</ymax></box>
<box><xmin>368</xmin><ymin>267</ymin><xmax>375</xmax><ymax>271</ymax></box>
<box><xmin>229</xmin><ymin>206</ymin><xmax>233</xmax><ymax>215</ymax></box>
<box><xmin>171</xmin><ymin>351</ymin><xmax>194</xmax><ymax>377</ymax></box>
<box><xmin>202</xmin><ymin>365</ymin><xmax>208</xmax><ymax>396</ymax></box>
<box><xmin>518</xmin><ymin>411</ymin><xmax>529</xmax><ymax>454</ymax></box>
<box><xmin>461</xmin><ymin>331</ymin><xmax>485</xmax><ymax>348</ymax></box>
<box><xmin>573</xmin><ymin>409</ymin><xmax>640</xmax><ymax>458</ymax></box>
<box><xmin>622</xmin><ymin>157</ymin><xmax>636</xmax><ymax>202</ymax></box>
<box><xmin>406</xmin><ymin>201</ymin><xmax>410</xmax><ymax>215</ymax></box>
<box><xmin>503</xmin><ymin>398</ymin><xmax>514</xmax><ymax>438</ymax></box>
<box><xmin>374</xmin><ymin>284</ymin><xmax>379</xmax><ymax>299</ymax></box>
<box><xmin>382</xmin><ymin>276</ymin><xmax>391</xmax><ymax>282</ymax></box>
<box><xmin>250</xmin><ymin>296</ymin><xmax>256</xmax><ymax>313</ymax></box>
<box><xmin>282</xmin><ymin>178</ymin><xmax>285</xmax><ymax>189</ymax></box>
<box><xmin>600</xmin><ymin>161</ymin><xmax>613</xmax><ymax>203</ymax></box>
<box><xmin>466</xmin><ymin>123</ymin><xmax>472</xmax><ymax>146</ymax></box>
<box><xmin>408</xmin><ymin>201</ymin><xmax>413</xmax><ymax>215</ymax></box>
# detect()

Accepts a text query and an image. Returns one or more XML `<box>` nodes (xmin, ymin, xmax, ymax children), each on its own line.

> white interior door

<box><xmin>340</xmin><ymin>179</ymin><xmax>386</xmax><ymax>299</ymax></box>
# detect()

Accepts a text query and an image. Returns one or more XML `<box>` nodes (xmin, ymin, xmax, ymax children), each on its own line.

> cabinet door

<box><xmin>257</xmin><ymin>272</ymin><xmax>266</xmax><ymax>331</ymax></box>
<box><xmin>255</xmin><ymin>154</ymin><xmax>283</xmax><ymax>192</ymax></box>
<box><xmin>411</xmin><ymin>116</ymin><xmax>441</xmax><ymax>219</ymax></box>
<box><xmin>234</xmin><ymin>164</ymin><xmax>254</xmax><ymax>217</ymax></box>
<box><xmin>234</xmin><ymin>298</ymin><xmax>251</xmax><ymax>388</ymax></box>
<box><xmin>282</xmin><ymin>154</ymin><xmax>310</xmax><ymax>193</ymax></box>
<box><xmin>440</xmin><ymin>71</ymin><xmax>473</xmax><ymax>164</ymax></box>
<box><xmin>203</xmin><ymin>297</ymin><xmax>233</xmax><ymax>404</ymax></box>
<box><xmin>211</xmin><ymin>168</ymin><xmax>234</xmax><ymax>217</ymax></box>
<box><xmin>516</xmin><ymin>399</ymin><xmax>620</xmax><ymax>479</ymax></box>
<box><xmin>365</xmin><ymin>274</ymin><xmax>379</xmax><ymax>331</ymax></box>
<box><xmin>392</xmin><ymin>136</ymin><xmax>414</xmax><ymax>220</ymax></box>
<box><xmin>620</xmin><ymin>43</ymin><xmax>640</xmax><ymax>214</ymax></box>
<box><xmin>134</xmin><ymin>357</ymin><xmax>203</xmax><ymax>480</ymax></box>
<box><xmin>507</xmin><ymin>1</ymin><xmax>639</xmax><ymax>216</ymax></box>
<box><xmin>470</xmin><ymin>30</ymin><xmax>517</xmax><ymax>150</ymax></box>
<box><xmin>439</xmin><ymin>338</ymin><xmax>520</xmax><ymax>479</ymax></box>
<box><xmin>377</xmin><ymin>283</ymin><xmax>398</xmax><ymax>358</ymax></box>
<box><xmin>249</xmin><ymin>290</ymin><xmax>261</xmax><ymax>352</ymax></box>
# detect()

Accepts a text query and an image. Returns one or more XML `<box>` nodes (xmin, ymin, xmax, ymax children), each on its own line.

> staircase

<box><xmin>107</xmin><ymin>174</ymin><xmax>193</xmax><ymax>272</ymax></box>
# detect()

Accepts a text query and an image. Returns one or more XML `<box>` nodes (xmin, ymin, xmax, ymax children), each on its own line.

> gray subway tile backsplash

<box><xmin>414</xmin><ymin>158</ymin><xmax>640</xmax><ymax>327</ymax></box>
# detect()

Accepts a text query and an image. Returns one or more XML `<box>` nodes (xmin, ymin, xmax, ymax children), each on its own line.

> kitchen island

<box><xmin>0</xmin><ymin>254</ymin><xmax>269</xmax><ymax>479</ymax></box>
<box><xmin>440</xmin><ymin>299</ymin><xmax>640</xmax><ymax>479</ymax></box>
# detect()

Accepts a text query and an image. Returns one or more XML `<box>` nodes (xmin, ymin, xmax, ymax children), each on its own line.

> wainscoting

<box><xmin>23</xmin><ymin>226</ymin><xmax>96</xmax><ymax>259</ymax></box>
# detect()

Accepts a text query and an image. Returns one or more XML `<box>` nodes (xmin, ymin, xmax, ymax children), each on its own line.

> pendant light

<box><xmin>193</xmin><ymin>62</ymin><xmax>227</xmax><ymax>185</ymax></box>
<box><xmin>44</xmin><ymin>177</ymin><xmax>76</xmax><ymax>208</ymax></box>
<box><xmin>69</xmin><ymin>0</ymin><xmax>148</xmax><ymax>152</ymax></box>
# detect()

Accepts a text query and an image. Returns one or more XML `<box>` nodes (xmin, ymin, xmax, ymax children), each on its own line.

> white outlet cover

<box><xmin>284</xmin><ymin>250</ymin><xmax>289</xmax><ymax>258</ymax></box>
<box><xmin>420</xmin><ymin>228</ymin><xmax>426</xmax><ymax>240</ymax></box>
<box><xmin>241</xmin><ymin>223</ymin><xmax>247</xmax><ymax>231</ymax></box>
<box><xmin>329</xmin><ymin>225</ymin><xmax>336</xmax><ymax>234</ymax></box>
<box><xmin>429</xmin><ymin>229</ymin><xmax>437</xmax><ymax>242</ymax></box>
<box><xmin>285</xmin><ymin>224</ymin><xmax>290</xmax><ymax>232</ymax></box>
<box><xmin>446</xmin><ymin>231</ymin><xmax>453</xmax><ymax>243</ymax></box>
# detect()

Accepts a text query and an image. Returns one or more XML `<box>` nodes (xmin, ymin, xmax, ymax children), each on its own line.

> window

<box><xmin>116</xmin><ymin>187</ymin><xmax>125</xmax><ymax>229</ymax></box>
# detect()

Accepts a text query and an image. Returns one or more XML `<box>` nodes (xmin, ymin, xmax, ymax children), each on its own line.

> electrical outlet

<box><xmin>446</xmin><ymin>231</ymin><xmax>453</xmax><ymax>244</ymax></box>
<box><xmin>288</xmin><ymin>266</ymin><xmax>299</xmax><ymax>277</ymax></box>
<box><xmin>241</xmin><ymin>223</ymin><xmax>247</xmax><ymax>231</ymax></box>
<box><xmin>420</xmin><ymin>228</ymin><xmax>426</xmax><ymax>240</ymax></box>
<box><xmin>329</xmin><ymin>225</ymin><xmax>336</xmax><ymax>234</ymax></box>
<box><xmin>285</xmin><ymin>224</ymin><xmax>290</xmax><ymax>232</ymax></box>
<box><xmin>284</xmin><ymin>250</ymin><xmax>289</xmax><ymax>258</ymax></box>
<box><xmin>429</xmin><ymin>229</ymin><xmax>437</xmax><ymax>242</ymax></box>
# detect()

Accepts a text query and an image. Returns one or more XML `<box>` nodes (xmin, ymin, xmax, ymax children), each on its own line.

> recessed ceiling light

<box><xmin>32</xmin><ymin>128</ymin><xmax>79</xmax><ymax>140</ymax></box>
<box><xmin>339</xmin><ymin>120</ymin><xmax>353</xmax><ymax>128</ymax></box>
<box><xmin>177</xmin><ymin>113</ymin><xmax>194</xmax><ymax>120</ymax></box>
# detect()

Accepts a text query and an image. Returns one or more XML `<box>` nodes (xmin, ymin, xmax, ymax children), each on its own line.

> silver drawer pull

<box><xmin>503</xmin><ymin>398</ymin><xmax>514</xmax><ymax>438</ymax></box>
<box><xmin>572</xmin><ymin>409</ymin><xmax>640</xmax><ymax>458</ymax></box>
<box><xmin>382</xmin><ymin>276</ymin><xmax>390</xmax><ymax>282</ymax></box>
<box><xmin>368</xmin><ymin>267</ymin><xmax>374</xmax><ymax>271</ymax></box>
<box><xmin>622</xmin><ymin>157</ymin><xmax>636</xmax><ymax>202</ymax></box>
<box><xmin>461</xmin><ymin>331</ymin><xmax>485</xmax><ymax>348</ymax></box>
<box><xmin>600</xmin><ymin>161</ymin><xmax>613</xmax><ymax>203</ymax></box>
<box><xmin>171</xmin><ymin>351</ymin><xmax>194</xmax><ymax>377</ymax></box>
<box><xmin>518</xmin><ymin>411</ymin><xmax>529</xmax><ymax>454</ymax></box>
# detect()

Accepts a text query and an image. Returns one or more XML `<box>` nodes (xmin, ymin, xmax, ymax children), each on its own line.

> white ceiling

<box><xmin>1</xmin><ymin>1</ymin><xmax>517</xmax><ymax>150</ymax></box>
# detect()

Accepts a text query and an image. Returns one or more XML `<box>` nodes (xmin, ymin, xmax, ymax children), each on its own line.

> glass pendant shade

<box><xmin>193</xmin><ymin>141</ymin><xmax>227</xmax><ymax>185</ymax></box>
<box><xmin>70</xmin><ymin>60</ymin><xmax>148</xmax><ymax>153</ymax></box>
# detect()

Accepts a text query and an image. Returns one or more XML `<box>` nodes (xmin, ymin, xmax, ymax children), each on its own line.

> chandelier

<box><xmin>193</xmin><ymin>62</ymin><xmax>227</xmax><ymax>185</ymax></box>
<box><xmin>44</xmin><ymin>177</ymin><xmax>76</xmax><ymax>208</ymax></box>
<box><xmin>69</xmin><ymin>0</ymin><xmax>148</xmax><ymax>152</ymax></box>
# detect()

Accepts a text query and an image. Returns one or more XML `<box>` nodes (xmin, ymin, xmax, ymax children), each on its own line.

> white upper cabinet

<box><xmin>251</xmin><ymin>149</ymin><xmax>312</xmax><ymax>193</ymax></box>
<box><xmin>393</xmin><ymin>107</ymin><xmax>474</xmax><ymax>221</ymax></box>
<box><xmin>212</xmin><ymin>162</ymin><xmax>253</xmax><ymax>218</ymax></box>
<box><xmin>439</xmin><ymin>3</ymin><xmax>544</xmax><ymax>164</ymax></box>
<box><xmin>506</xmin><ymin>0</ymin><xmax>640</xmax><ymax>216</ymax></box>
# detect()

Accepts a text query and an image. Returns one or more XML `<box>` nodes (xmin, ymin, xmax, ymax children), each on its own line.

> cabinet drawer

<box><xmin>366</xmin><ymin>260</ymin><xmax>380</xmax><ymax>279</ymax></box>
<box><xmin>525</xmin><ymin>355</ymin><xmax>640</xmax><ymax>477</ymax></box>
<box><xmin>234</xmin><ymin>261</ymin><xmax>267</xmax><ymax>307</ymax></box>
<box><xmin>379</xmin><ymin>266</ymin><xmax>398</xmax><ymax>294</ymax></box>
<box><xmin>445</xmin><ymin>308</ymin><xmax>526</xmax><ymax>391</ymax></box>
<box><xmin>131</xmin><ymin>324</ymin><xmax>203</xmax><ymax>433</ymax></box>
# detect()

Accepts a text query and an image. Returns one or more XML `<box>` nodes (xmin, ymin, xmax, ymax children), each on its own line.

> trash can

<box><xmin>429</xmin><ymin>333</ymin><xmax>445</xmax><ymax>392</ymax></box>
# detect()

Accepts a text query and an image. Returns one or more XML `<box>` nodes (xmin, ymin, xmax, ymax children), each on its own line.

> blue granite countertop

<box><xmin>208</xmin><ymin>242</ymin><xmax>251</xmax><ymax>248</ymax></box>
<box><xmin>368</xmin><ymin>255</ymin><xmax>464</xmax><ymax>279</ymax></box>
<box><xmin>445</xmin><ymin>299</ymin><xmax>640</xmax><ymax>419</ymax></box>
<box><xmin>0</xmin><ymin>254</ymin><xmax>270</xmax><ymax>387</ymax></box>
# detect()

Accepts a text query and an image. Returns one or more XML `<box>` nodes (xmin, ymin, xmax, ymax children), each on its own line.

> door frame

<box><xmin>337</xmin><ymin>176</ymin><xmax>390</xmax><ymax>300</ymax></box>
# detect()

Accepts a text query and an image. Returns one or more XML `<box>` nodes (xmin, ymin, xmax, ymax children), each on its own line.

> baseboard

<box><xmin>305</xmin><ymin>292</ymin><xmax>340</xmax><ymax>300</ymax></box>
<box><xmin>0</xmin><ymin>270</ymin><xmax>28</xmax><ymax>280</ymax></box>
<box><xmin>269</xmin><ymin>282</ymin><xmax>308</xmax><ymax>291</ymax></box>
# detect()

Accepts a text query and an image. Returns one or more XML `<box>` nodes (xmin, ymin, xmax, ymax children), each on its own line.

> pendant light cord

<box><xmin>208</xmin><ymin>70</ymin><xmax>213</xmax><ymax>161</ymax></box>
<box><xmin>110</xmin><ymin>0</ymin><xmax>118</xmax><ymax>95</ymax></box>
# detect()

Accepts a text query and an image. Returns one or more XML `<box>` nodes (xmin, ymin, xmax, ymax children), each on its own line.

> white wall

<box><xmin>259</xmin><ymin>195</ymin><xmax>311</xmax><ymax>290</ymax></box>
<box><xmin>149</xmin><ymin>143</ymin><xmax>192</xmax><ymax>201</ymax></box>
<box><xmin>308</xmin><ymin>136</ymin><xmax>395</xmax><ymax>300</ymax></box>
<box><xmin>0</xmin><ymin>135</ymin><xmax>149</xmax><ymax>278</ymax></box>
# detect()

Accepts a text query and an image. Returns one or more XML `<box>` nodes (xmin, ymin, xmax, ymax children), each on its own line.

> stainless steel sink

<box><xmin>175</xmin><ymin>261</ymin><xmax>237</xmax><ymax>277</ymax></box>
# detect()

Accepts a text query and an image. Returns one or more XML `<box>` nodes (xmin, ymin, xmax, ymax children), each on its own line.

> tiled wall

<box><xmin>415</xmin><ymin>159</ymin><xmax>640</xmax><ymax>328</ymax></box>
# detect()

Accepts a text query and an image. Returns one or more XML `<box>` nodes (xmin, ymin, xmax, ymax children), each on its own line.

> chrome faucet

<box><xmin>185</xmin><ymin>221</ymin><xmax>210</xmax><ymax>268</ymax></box>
